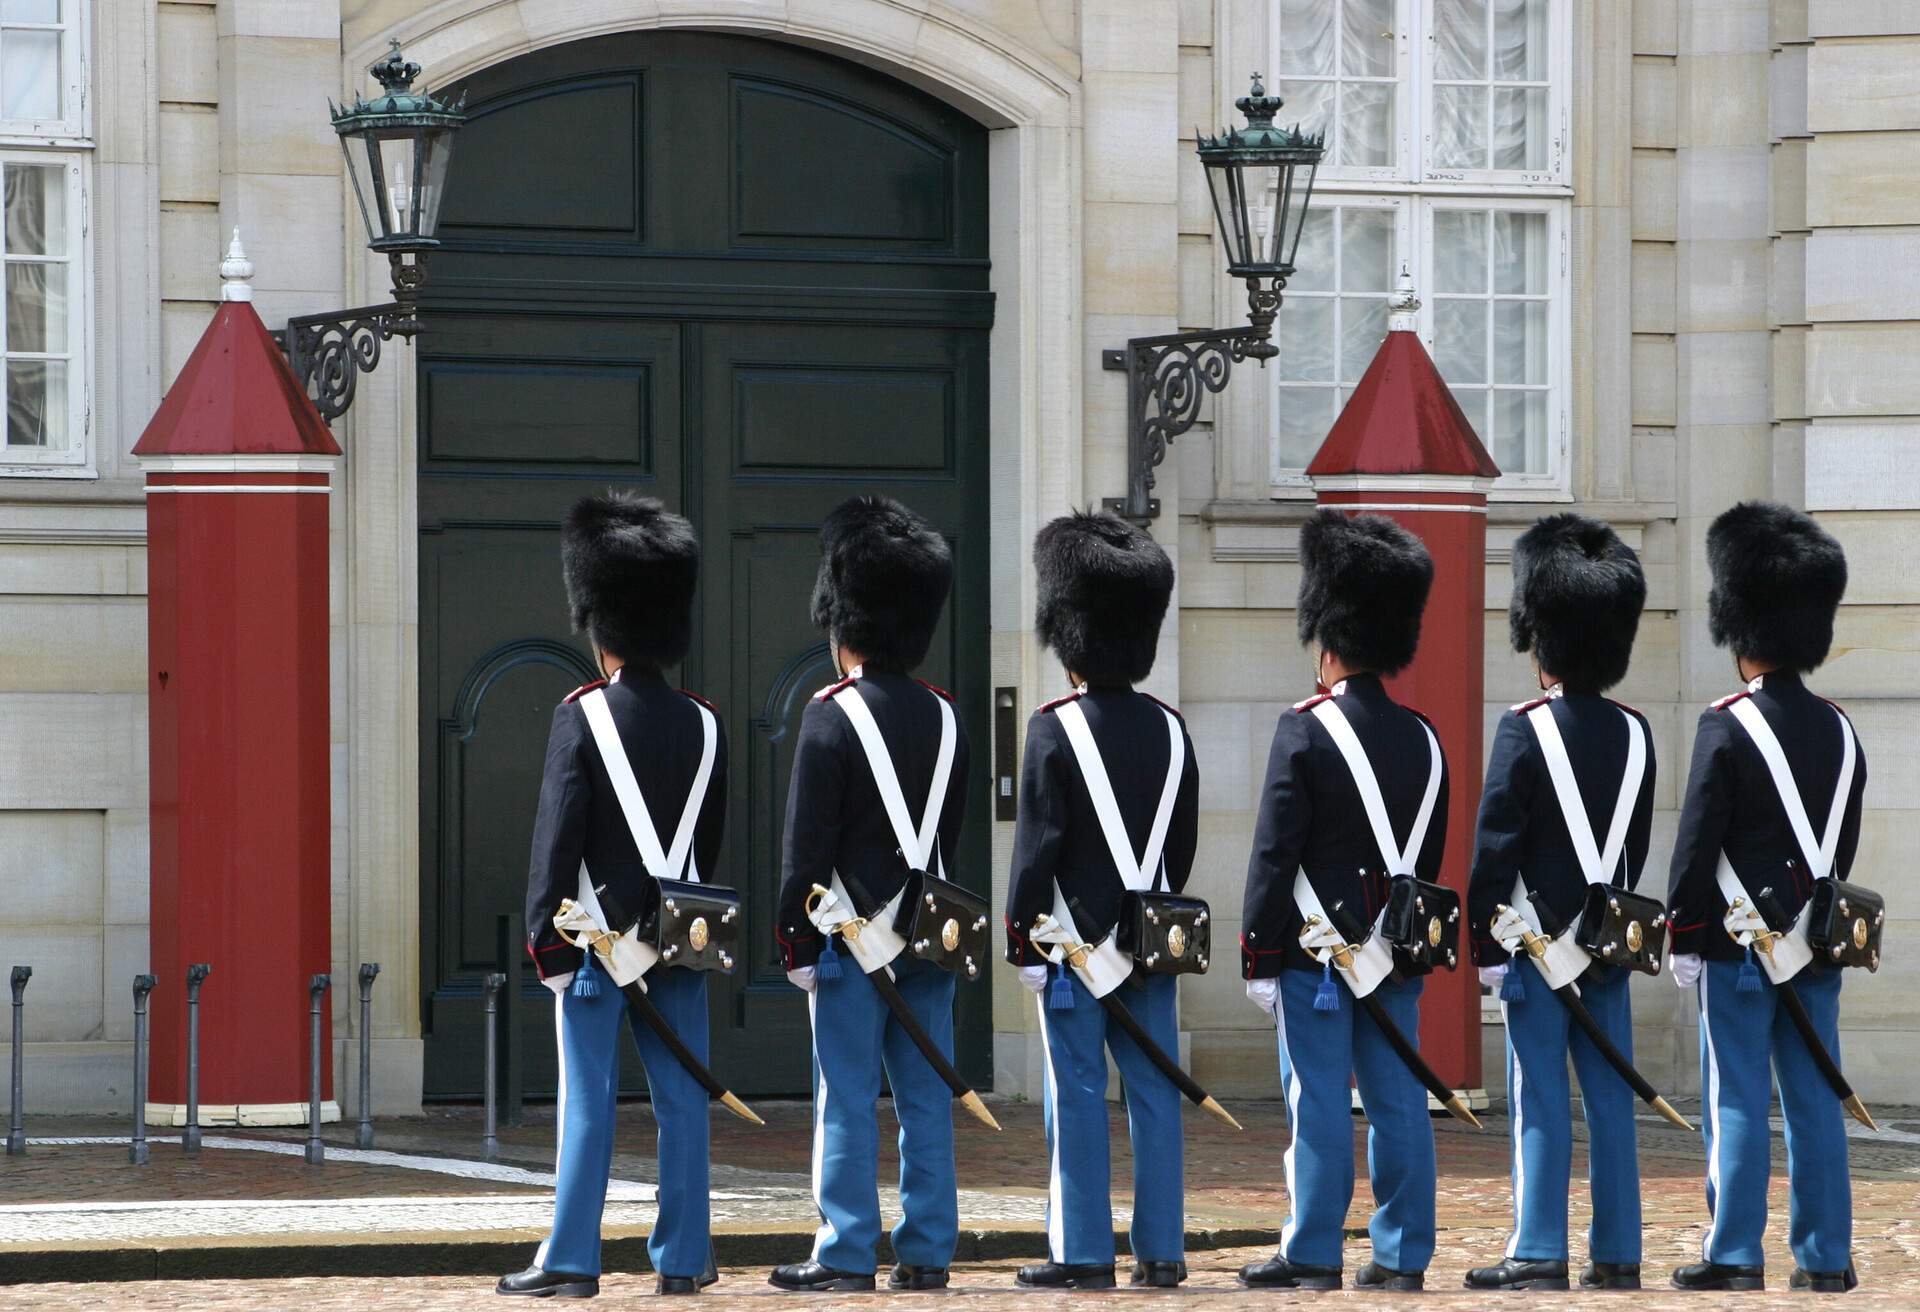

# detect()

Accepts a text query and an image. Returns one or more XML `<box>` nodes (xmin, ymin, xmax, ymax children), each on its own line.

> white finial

<box><xmin>1387</xmin><ymin>263</ymin><xmax>1419</xmax><ymax>332</ymax></box>
<box><xmin>220</xmin><ymin>228</ymin><xmax>254</xmax><ymax>302</ymax></box>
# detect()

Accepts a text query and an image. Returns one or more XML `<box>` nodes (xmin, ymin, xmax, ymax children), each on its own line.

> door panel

<box><xmin>419</xmin><ymin>31</ymin><xmax>991</xmax><ymax>1098</ymax></box>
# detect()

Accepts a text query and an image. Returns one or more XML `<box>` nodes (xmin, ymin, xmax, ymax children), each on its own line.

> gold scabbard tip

<box><xmin>959</xmin><ymin>1089</ymin><xmax>1002</xmax><ymax>1132</ymax></box>
<box><xmin>1843</xmin><ymin>1093</ymin><xmax>1879</xmax><ymax>1133</ymax></box>
<box><xmin>1444</xmin><ymin>1095</ymin><xmax>1484</xmax><ymax>1130</ymax></box>
<box><xmin>1651</xmin><ymin>1095</ymin><xmax>1695</xmax><ymax>1133</ymax></box>
<box><xmin>1200</xmin><ymin>1096</ymin><xmax>1244</xmax><ymax>1132</ymax></box>
<box><xmin>718</xmin><ymin>1091</ymin><xmax>765</xmax><ymax>1126</ymax></box>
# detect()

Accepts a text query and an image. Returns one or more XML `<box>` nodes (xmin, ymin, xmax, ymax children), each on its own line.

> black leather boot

<box><xmin>889</xmin><ymin>1264</ymin><xmax>951</xmax><ymax>1290</ymax></box>
<box><xmin>1464</xmin><ymin>1258</ymin><xmax>1570</xmax><ymax>1291</ymax></box>
<box><xmin>1671</xmin><ymin>1260</ymin><xmax>1765</xmax><ymax>1291</ymax></box>
<box><xmin>1581</xmin><ymin>1261</ymin><xmax>1642</xmax><ymax>1290</ymax></box>
<box><xmin>654</xmin><ymin>1276</ymin><xmax>699</xmax><ymax>1296</ymax></box>
<box><xmin>768</xmin><ymin>1261</ymin><xmax>876</xmax><ymax>1292</ymax></box>
<box><xmin>1015</xmin><ymin>1262</ymin><xmax>1117</xmax><ymax>1290</ymax></box>
<box><xmin>496</xmin><ymin>1265</ymin><xmax>599</xmax><ymax>1298</ymax></box>
<box><xmin>1791</xmin><ymin>1266</ymin><xmax>1858</xmax><ymax>1293</ymax></box>
<box><xmin>1354</xmin><ymin>1261</ymin><xmax>1424</xmax><ymax>1291</ymax></box>
<box><xmin>1237</xmin><ymin>1253</ymin><xmax>1342</xmax><ymax>1290</ymax></box>
<box><xmin>1131</xmin><ymin>1261</ymin><xmax>1186</xmax><ymax>1288</ymax></box>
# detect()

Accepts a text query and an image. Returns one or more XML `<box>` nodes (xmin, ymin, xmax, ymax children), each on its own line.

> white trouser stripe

<box><xmin>1502</xmin><ymin>999</ymin><xmax>1524</xmax><ymax>1259</ymax></box>
<box><xmin>807</xmin><ymin>990</ymin><xmax>835</xmax><ymax>1261</ymax></box>
<box><xmin>1035</xmin><ymin>994</ymin><xmax>1066</xmax><ymax>1263</ymax></box>
<box><xmin>1275</xmin><ymin>997</ymin><xmax>1300</xmax><ymax>1260</ymax></box>
<box><xmin>1700</xmin><ymin>974</ymin><xmax>1724</xmax><ymax>1262</ymax></box>
<box><xmin>535</xmin><ymin>993</ymin><xmax>568</xmax><ymax>1270</ymax></box>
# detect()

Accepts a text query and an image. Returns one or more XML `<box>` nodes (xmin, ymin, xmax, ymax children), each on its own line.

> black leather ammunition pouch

<box><xmin>1381</xmin><ymin>875</ymin><xmax>1460</xmax><ymax>976</ymax></box>
<box><xmin>1807</xmin><ymin>879</ymin><xmax>1884</xmax><ymax>971</ymax></box>
<box><xmin>1575</xmin><ymin>885</ymin><xmax>1667</xmax><ymax>976</ymax></box>
<box><xmin>894</xmin><ymin>871</ymin><xmax>991</xmax><ymax>980</ymax></box>
<box><xmin>597</xmin><ymin>878</ymin><xmax>743</xmax><ymax>974</ymax></box>
<box><xmin>1115</xmin><ymin>891</ymin><xmax>1212</xmax><ymax>976</ymax></box>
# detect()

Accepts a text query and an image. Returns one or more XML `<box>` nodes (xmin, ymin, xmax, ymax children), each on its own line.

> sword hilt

<box><xmin>1726</xmin><ymin>897</ymin><xmax>1781</xmax><ymax>959</ymax></box>
<box><xmin>1031</xmin><ymin>913</ymin><xmax>1092</xmax><ymax>970</ymax></box>
<box><xmin>807</xmin><ymin>884</ymin><xmax>868</xmax><ymax>941</ymax></box>
<box><xmin>1491</xmin><ymin>904</ymin><xmax>1551</xmax><ymax>960</ymax></box>
<box><xmin>1298</xmin><ymin>914</ymin><xmax>1356</xmax><ymax>973</ymax></box>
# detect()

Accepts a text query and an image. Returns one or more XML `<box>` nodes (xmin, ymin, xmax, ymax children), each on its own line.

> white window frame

<box><xmin>1265</xmin><ymin>0</ymin><xmax>1572</xmax><ymax>498</ymax></box>
<box><xmin>0</xmin><ymin>0</ymin><xmax>92</xmax><ymax>478</ymax></box>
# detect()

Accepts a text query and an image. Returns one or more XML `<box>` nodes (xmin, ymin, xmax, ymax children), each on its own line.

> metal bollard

<box><xmin>8</xmin><ymin>966</ymin><xmax>29</xmax><ymax>1155</ymax></box>
<box><xmin>482</xmin><ymin>972</ymin><xmax>505</xmax><ymax>1161</ymax></box>
<box><xmin>130</xmin><ymin>975</ymin><xmax>158</xmax><ymax>1165</ymax></box>
<box><xmin>356</xmin><ymin>963</ymin><xmax>379</xmax><ymax>1149</ymax></box>
<box><xmin>184</xmin><ymin>964</ymin><xmax>210</xmax><ymax>1154</ymax></box>
<box><xmin>305</xmin><ymin>974</ymin><xmax>330</xmax><ymax>1165</ymax></box>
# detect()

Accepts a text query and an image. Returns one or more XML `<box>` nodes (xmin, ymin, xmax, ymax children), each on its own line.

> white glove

<box><xmin>1669</xmin><ymin>952</ymin><xmax>1703</xmax><ymax>988</ymax></box>
<box><xmin>786</xmin><ymin>966</ymin><xmax>818</xmax><ymax>993</ymax></box>
<box><xmin>542</xmin><ymin>972</ymin><xmax>574</xmax><ymax>997</ymax></box>
<box><xmin>1018</xmin><ymin>964</ymin><xmax>1051</xmax><ymax>995</ymax></box>
<box><xmin>1245</xmin><ymin>977</ymin><xmax>1279</xmax><ymax>1014</ymax></box>
<box><xmin>1477</xmin><ymin>963</ymin><xmax>1508</xmax><ymax>992</ymax></box>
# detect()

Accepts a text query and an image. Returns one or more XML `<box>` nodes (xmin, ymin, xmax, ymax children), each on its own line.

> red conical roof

<box><xmin>132</xmin><ymin>299</ymin><xmax>340</xmax><ymax>458</ymax></box>
<box><xmin>1305</xmin><ymin>325</ymin><xmax>1498</xmax><ymax>480</ymax></box>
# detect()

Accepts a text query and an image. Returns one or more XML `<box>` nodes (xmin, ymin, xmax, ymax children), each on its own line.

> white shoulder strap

<box><xmin>579</xmin><ymin>688</ymin><xmax>718</xmax><ymax>883</ymax></box>
<box><xmin>1525</xmin><ymin>702</ymin><xmax>1646</xmax><ymax>887</ymax></box>
<box><xmin>1310</xmin><ymin>698</ymin><xmax>1442</xmax><ymax>876</ymax></box>
<box><xmin>832</xmin><ymin>682</ymin><xmax>956</xmax><ymax>875</ymax></box>
<box><xmin>1054</xmin><ymin>697</ymin><xmax>1184</xmax><ymax>893</ymax></box>
<box><xmin>1725</xmin><ymin>696</ymin><xmax>1856</xmax><ymax>881</ymax></box>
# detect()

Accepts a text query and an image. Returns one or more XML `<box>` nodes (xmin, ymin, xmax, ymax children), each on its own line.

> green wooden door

<box><xmin>417</xmin><ymin>31</ymin><xmax>993</xmax><ymax>1099</ymax></box>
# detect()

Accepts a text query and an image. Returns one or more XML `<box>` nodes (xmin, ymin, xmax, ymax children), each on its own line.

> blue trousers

<box><xmin>537</xmin><ymin>964</ymin><xmax>712</xmax><ymax>1280</ymax></box>
<box><xmin>807</xmin><ymin>954</ymin><xmax>959</xmax><ymax>1275</ymax></box>
<box><xmin>1499</xmin><ymin>963</ymin><xmax>1640</xmax><ymax>1263</ymax></box>
<box><xmin>1035</xmin><ymin>971</ymin><xmax>1185</xmax><ymax>1267</ymax></box>
<box><xmin>1273</xmin><ymin>969</ymin><xmax>1435</xmax><ymax>1273</ymax></box>
<box><xmin>1698</xmin><ymin>960</ymin><xmax>1850</xmax><ymax>1273</ymax></box>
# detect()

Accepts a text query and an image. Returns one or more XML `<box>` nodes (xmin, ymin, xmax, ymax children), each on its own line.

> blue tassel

<box><xmin>1049</xmin><ymin>963</ymin><xmax>1076</xmax><ymax>1011</ymax></box>
<box><xmin>1313</xmin><ymin>963</ymin><xmax>1340</xmax><ymax>1012</ymax></box>
<box><xmin>815</xmin><ymin>939</ymin><xmax>843</xmax><ymax>982</ymax></box>
<box><xmin>1501</xmin><ymin>962</ymin><xmax>1526</xmax><ymax>1002</ymax></box>
<box><xmin>570</xmin><ymin>953</ymin><xmax>601</xmax><ymax>998</ymax></box>
<box><xmin>1738</xmin><ymin>948</ymin><xmax>1762</xmax><ymax>994</ymax></box>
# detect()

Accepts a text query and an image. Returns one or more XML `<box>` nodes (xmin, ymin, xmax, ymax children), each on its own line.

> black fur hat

<box><xmin>1034</xmin><ymin>511</ymin><xmax>1175</xmax><ymax>686</ymax></box>
<box><xmin>562</xmin><ymin>491</ymin><xmax>700</xmax><ymax>669</ymax></box>
<box><xmin>1509</xmin><ymin>514</ymin><xmax>1646</xmax><ymax>692</ymax></box>
<box><xmin>1708</xmin><ymin>501</ymin><xmax>1848</xmax><ymax>673</ymax></box>
<box><xmin>810</xmin><ymin>495</ymin><xmax>952</xmax><ymax>673</ymax></box>
<box><xmin>1296</xmin><ymin>510</ymin><xmax>1434</xmax><ymax>675</ymax></box>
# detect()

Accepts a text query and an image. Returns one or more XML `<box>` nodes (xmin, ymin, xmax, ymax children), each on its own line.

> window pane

<box><xmin>1337</xmin><ymin>81</ymin><xmax>1395</xmax><ymax>167</ymax></box>
<box><xmin>1</xmin><ymin>0</ymin><xmax>60</xmax><ymax>20</ymax></box>
<box><xmin>1275</xmin><ymin>79</ymin><xmax>1335</xmax><ymax>156</ymax></box>
<box><xmin>1340</xmin><ymin>207</ymin><xmax>1394</xmax><ymax>291</ymax></box>
<box><xmin>1493</xmin><ymin>387</ymin><xmax>1547</xmax><ymax>473</ymax></box>
<box><xmin>4</xmin><ymin>162</ymin><xmax>62</xmax><ymax>254</ymax></box>
<box><xmin>1279</xmin><ymin>0</ymin><xmax>1336</xmax><ymax>76</ymax></box>
<box><xmin>1279</xmin><ymin>296</ymin><xmax>1336</xmax><ymax>382</ymax></box>
<box><xmin>1</xmin><ymin>28</ymin><xmax>59</xmax><ymax>120</ymax></box>
<box><xmin>6</xmin><ymin>260</ymin><xmax>63</xmax><ymax>352</ymax></box>
<box><xmin>1341</xmin><ymin>296</ymin><xmax>1387</xmax><ymax>379</ymax></box>
<box><xmin>1449</xmin><ymin>386</ymin><xmax>1489</xmax><ymax>443</ymax></box>
<box><xmin>1289</xmin><ymin>208</ymin><xmax>1336</xmax><ymax>292</ymax></box>
<box><xmin>1434</xmin><ymin>0</ymin><xmax>1489</xmax><ymax>80</ymax></box>
<box><xmin>1493</xmin><ymin>210</ymin><xmax>1548</xmax><ymax>293</ymax></box>
<box><xmin>5</xmin><ymin>358</ymin><xmax>63</xmax><ymax>449</ymax></box>
<box><xmin>1493</xmin><ymin>300</ymin><xmax>1547</xmax><ymax>384</ymax></box>
<box><xmin>1433</xmin><ymin>210</ymin><xmax>1488</xmax><ymax>292</ymax></box>
<box><xmin>1435</xmin><ymin>298</ymin><xmax>1487</xmax><ymax>383</ymax></box>
<box><xmin>1492</xmin><ymin>87</ymin><xmax>1550</xmax><ymax>170</ymax></box>
<box><xmin>1493</xmin><ymin>0</ymin><xmax>1549</xmax><ymax>80</ymax></box>
<box><xmin>1279</xmin><ymin>385</ymin><xmax>1339</xmax><ymax>467</ymax></box>
<box><xmin>1341</xmin><ymin>0</ymin><xmax>1396</xmax><ymax>77</ymax></box>
<box><xmin>1431</xmin><ymin>85</ymin><xmax>1486</xmax><ymax>171</ymax></box>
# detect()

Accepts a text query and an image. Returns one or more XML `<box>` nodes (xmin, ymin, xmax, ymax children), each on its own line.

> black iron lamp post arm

<box><xmin>280</xmin><ymin>287</ymin><xmax>420</xmax><ymax>425</ymax></box>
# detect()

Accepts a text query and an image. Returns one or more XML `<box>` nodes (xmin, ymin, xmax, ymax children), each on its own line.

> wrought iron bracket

<box><xmin>274</xmin><ymin>253</ymin><xmax>427</xmax><ymax>424</ymax></box>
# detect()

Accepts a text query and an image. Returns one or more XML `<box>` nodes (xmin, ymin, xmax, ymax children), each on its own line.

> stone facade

<box><xmin>0</xmin><ymin>0</ymin><xmax>1913</xmax><ymax>1112</ymax></box>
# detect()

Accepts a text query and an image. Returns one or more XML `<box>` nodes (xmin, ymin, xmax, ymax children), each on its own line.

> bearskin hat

<box><xmin>1707</xmin><ymin>500</ymin><xmax>1848</xmax><ymax>673</ymax></box>
<box><xmin>562</xmin><ymin>491</ymin><xmax>700</xmax><ymax>669</ymax></box>
<box><xmin>1509</xmin><ymin>514</ymin><xmax>1646</xmax><ymax>692</ymax></box>
<box><xmin>1296</xmin><ymin>510</ymin><xmax>1434</xmax><ymax>675</ymax></box>
<box><xmin>810</xmin><ymin>495</ymin><xmax>952</xmax><ymax>673</ymax></box>
<box><xmin>1033</xmin><ymin>511</ymin><xmax>1175</xmax><ymax>686</ymax></box>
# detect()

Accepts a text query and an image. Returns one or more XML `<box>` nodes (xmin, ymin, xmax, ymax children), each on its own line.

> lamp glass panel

<box><xmin>374</xmin><ymin>129</ymin><xmax>420</xmax><ymax>238</ymax></box>
<box><xmin>415</xmin><ymin>128</ymin><xmax>455</xmax><ymax>238</ymax></box>
<box><xmin>342</xmin><ymin>134</ymin><xmax>385</xmax><ymax>243</ymax></box>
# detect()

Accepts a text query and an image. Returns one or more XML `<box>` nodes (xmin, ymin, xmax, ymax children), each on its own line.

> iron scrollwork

<box><xmin>277</xmin><ymin>253</ymin><xmax>428</xmax><ymax>424</ymax></box>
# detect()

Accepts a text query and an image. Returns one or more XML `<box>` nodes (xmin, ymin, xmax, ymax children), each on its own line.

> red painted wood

<box><xmin>1305</xmin><ymin>330</ymin><xmax>1498</xmax><ymax>480</ymax></box>
<box><xmin>131</xmin><ymin>302</ymin><xmax>338</xmax><ymax>459</ymax></box>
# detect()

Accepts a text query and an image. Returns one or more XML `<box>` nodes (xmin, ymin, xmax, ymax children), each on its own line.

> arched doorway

<box><xmin>415</xmin><ymin>30</ymin><xmax>993</xmax><ymax>1099</ymax></box>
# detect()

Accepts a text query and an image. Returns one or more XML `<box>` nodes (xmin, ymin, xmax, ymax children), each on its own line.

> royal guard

<box><xmin>1237</xmin><ymin>511</ymin><xmax>1447</xmax><ymax>1293</ymax></box>
<box><xmin>1002</xmin><ymin>511</ymin><xmax>1199</xmax><ymax>1291</ymax></box>
<box><xmin>771</xmin><ymin>495</ymin><xmax>972</xmax><ymax>1293</ymax></box>
<box><xmin>1667</xmin><ymin>502</ymin><xmax>1867</xmax><ymax>1294</ymax></box>
<box><xmin>499</xmin><ymin>493</ymin><xmax>729</xmax><ymax>1299</ymax></box>
<box><xmin>1464</xmin><ymin>515</ymin><xmax>1655</xmax><ymax>1292</ymax></box>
